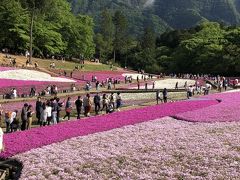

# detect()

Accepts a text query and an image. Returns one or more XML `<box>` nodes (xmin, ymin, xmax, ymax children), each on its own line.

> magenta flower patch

<box><xmin>0</xmin><ymin>67</ymin><xmax>15</xmax><ymax>71</ymax></box>
<box><xmin>0</xmin><ymin>99</ymin><xmax>218</xmax><ymax>158</ymax></box>
<box><xmin>174</xmin><ymin>92</ymin><xmax>240</xmax><ymax>122</ymax></box>
<box><xmin>0</xmin><ymin>79</ymin><xmax>84</xmax><ymax>95</ymax></box>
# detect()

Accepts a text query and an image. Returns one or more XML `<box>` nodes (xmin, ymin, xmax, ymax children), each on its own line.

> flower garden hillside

<box><xmin>0</xmin><ymin>55</ymin><xmax>239</xmax><ymax>179</ymax></box>
<box><xmin>1</xmin><ymin>0</ymin><xmax>240</xmax><ymax>178</ymax></box>
<box><xmin>0</xmin><ymin>92</ymin><xmax>239</xmax><ymax>179</ymax></box>
<box><xmin>0</xmin><ymin>66</ymin><xmax>146</xmax><ymax>97</ymax></box>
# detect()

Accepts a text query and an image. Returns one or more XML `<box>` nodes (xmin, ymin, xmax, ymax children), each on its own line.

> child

<box><xmin>106</xmin><ymin>103</ymin><xmax>114</xmax><ymax>114</ymax></box>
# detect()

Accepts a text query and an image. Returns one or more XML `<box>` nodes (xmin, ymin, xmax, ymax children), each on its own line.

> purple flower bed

<box><xmin>174</xmin><ymin>92</ymin><xmax>240</xmax><ymax>122</ymax></box>
<box><xmin>0</xmin><ymin>99</ymin><xmax>218</xmax><ymax>158</ymax></box>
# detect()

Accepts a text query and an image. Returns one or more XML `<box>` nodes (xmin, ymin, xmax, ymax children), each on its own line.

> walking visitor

<box><xmin>94</xmin><ymin>93</ymin><xmax>101</xmax><ymax>115</ymax></box>
<box><xmin>83</xmin><ymin>94</ymin><xmax>92</xmax><ymax>117</ymax></box>
<box><xmin>163</xmin><ymin>88</ymin><xmax>168</xmax><ymax>103</ymax></box>
<box><xmin>75</xmin><ymin>96</ymin><xmax>83</xmax><ymax>119</ymax></box>
<box><xmin>116</xmin><ymin>92</ymin><xmax>122</xmax><ymax>111</ymax></box>
<box><xmin>21</xmin><ymin>103</ymin><xmax>28</xmax><ymax>131</ymax></box>
<box><xmin>27</xmin><ymin>105</ymin><xmax>34</xmax><ymax>129</ymax></box>
<box><xmin>63</xmin><ymin>97</ymin><xmax>72</xmax><ymax>121</ymax></box>
<box><xmin>36</xmin><ymin>97</ymin><xmax>42</xmax><ymax>124</ymax></box>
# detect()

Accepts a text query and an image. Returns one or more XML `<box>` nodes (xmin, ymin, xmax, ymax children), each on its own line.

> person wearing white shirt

<box><xmin>46</xmin><ymin>102</ymin><xmax>52</xmax><ymax>125</ymax></box>
<box><xmin>204</xmin><ymin>83</ymin><xmax>212</xmax><ymax>95</ymax></box>
<box><xmin>12</xmin><ymin>88</ymin><xmax>17</xmax><ymax>99</ymax></box>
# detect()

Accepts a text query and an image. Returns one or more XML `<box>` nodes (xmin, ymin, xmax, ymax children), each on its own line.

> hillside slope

<box><xmin>69</xmin><ymin>0</ymin><xmax>240</xmax><ymax>34</ymax></box>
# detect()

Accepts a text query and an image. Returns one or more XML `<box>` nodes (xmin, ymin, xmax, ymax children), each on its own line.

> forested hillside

<box><xmin>1</xmin><ymin>0</ymin><xmax>240</xmax><ymax>75</ymax></box>
<box><xmin>69</xmin><ymin>0</ymin><xmax>240</xmax><ymax>35</ymax></box>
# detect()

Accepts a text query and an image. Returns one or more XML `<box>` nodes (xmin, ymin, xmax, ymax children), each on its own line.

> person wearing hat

<box><xmin>21</xmin><ymin>103</ymin><xmax>28</xmax><ymax>131</ymax></box>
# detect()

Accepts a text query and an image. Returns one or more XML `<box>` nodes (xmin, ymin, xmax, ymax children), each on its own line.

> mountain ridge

<box><xmin>69</xmin><ymin>0</ymin><xmax>240</xmax><ymax>35</ymax></box>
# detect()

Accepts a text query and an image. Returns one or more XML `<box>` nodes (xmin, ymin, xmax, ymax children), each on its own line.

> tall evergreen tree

<box><xmin>96</xmin><ymin>9</ymin><xmax>114</xmax><ymax>61</ymax></box>
<box><xmin>141</xmin><ymin>27</ymin><xmax>156</xmax><ymax>50</ymax></box>
<box><xmin>139</xmin><ymin>27</ymin><xmax>160</xmax><ymax>72</ymax></box>
<box><xmin>113</xmin><ymin>10</ymin><xmax>128</xmax><ymax>62</ymax></box>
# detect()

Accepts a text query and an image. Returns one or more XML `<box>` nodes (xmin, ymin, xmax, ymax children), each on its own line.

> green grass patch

<box><xmin>33</xmin><ymin>59</ymin><xmax>117</xmax><ymax>71</ymax></box>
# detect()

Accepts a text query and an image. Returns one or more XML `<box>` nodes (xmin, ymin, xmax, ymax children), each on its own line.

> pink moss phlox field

<box><xmin>174</xmin><ymin>92</ymin><xmax>240</xmax><ymax>122</ymax></box>
<box><xmin>0</xmin><ymin>67</ymin><xmax>15</xmax><ymax>71</ymax></box>
<box><xmin>0</xmin><ymin>99</ymin><xmax>218</xmax><ymax>158</ymax></box>
<box><xmin>15</xmin><ymin>117</ymin><xmax>240</xmax><ymax>179</ymax></box>
<box><xmin>0</xmin><ymin>79</ymin><xmax>84</xmax><ymax>95</ymax></box>
<box><xmin>0</xmin><ymin>79</ymin><xmax>54</xmax><ymax>88</ymax></box>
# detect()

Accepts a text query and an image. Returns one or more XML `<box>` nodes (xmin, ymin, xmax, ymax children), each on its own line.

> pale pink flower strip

<box><xmin>15</xmin><ymin>117</ymin><xmax>240</xmax><ymax>179</ymax></box>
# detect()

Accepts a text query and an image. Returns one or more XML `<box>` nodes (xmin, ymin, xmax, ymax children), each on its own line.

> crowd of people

<box><xmin>0</xmin><ymin>92</ymin><xmax>123</xmax><ymax>133</ymax></box>
<box><xmin>84</xmin><ymin>76</ymin><xmax>123</xmax><ymax>91</ymax></box>
<box><xmin>171</xmin><ymin>73</ymin><xmax>238</xmax><ymax>88</ymax></box>
<box><xmin>188</xmin><ymin>76</ymin><xmax>230</xmax><ymax>98</ymax></box>
<box><xmin>170</xmin><ymin>73</ymin><xmax>214</xmax><ymax>80</ymax></box>
<box><xmin>5</xmin><ymin>72</ymin><xmax>158</xmax><ymax>99</ymax></box>
<box><xmin>6</xmin><ymin>83</ymin><xmax>79</xmax><ymax>99</ymax></box>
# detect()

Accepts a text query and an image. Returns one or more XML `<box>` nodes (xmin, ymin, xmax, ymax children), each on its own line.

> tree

<box><xmin>95</xmin><ymin>33</ymin><xmax>105</xmax><ymax>59</ymax></box>
<box><xmin>113</xmin><ymin>10</ymin><xmax>128</xmax><ymax>62</ymax></box>
<box><xmin>0</xmin><ymin>0</ymin><xmax>29</xmax><ymax>51</ymax></box>
<box><xmin>141</xmin><ymin>27</ymin><xmax>156</xmax><ymax>50</ymax></box>
<box><xmin>97</xmin><ymin>9</ymin><xmax>114</xmax><ymax>61</ymax></box>
<box><xmin>176</xmin><ymin>22</ymin><xmax>225</xmax><ymax>73</ymax></box>
<box><xmin>20</xmin><ymin>0</ymin><xmax>51</xmax><ymax>63</ymax></box>
<box><xmin>140</xmin><ymin>27</ymin><xmax>160</xmax><ymax>72</ymax></box>
<box><xmin>66</xmin><ymin>15</ymin><xmax>95</xmax><ymax>58</ymax></box>
<box><xmin>0</xmin><ymin>0</ymin><xmax>95</xmax><ymax>60</ymax></box>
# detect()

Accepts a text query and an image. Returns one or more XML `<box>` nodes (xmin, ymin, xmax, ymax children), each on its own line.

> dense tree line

<box><xmin>0</xmin><ymin>0</ymin><xmax>95</xmax><ymax>58</ymax></box>
<box><xmin>155</xmin><ymin>22</ymin><xmax>240</xmax><ymax>76</ymax></box>
<box><xmin>127</xmin><ymin>22</ymin><xmax>240</xmax><ymax>76</ymax></box>
<box><xmin>96</xmin><ymin>11</ymin><xmax>240</xmax><ymax>76</ymax></box>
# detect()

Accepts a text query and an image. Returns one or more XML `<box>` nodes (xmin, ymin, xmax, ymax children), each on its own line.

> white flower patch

<box><xmin>131</xmin><ymin>79</ymin><xmax>196</xmax><ymax>89</ymax></box>
<box><xmin>0</xmin><ymin>69</ymin><xmax>76</xmax><ymax>83</ymax></box>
